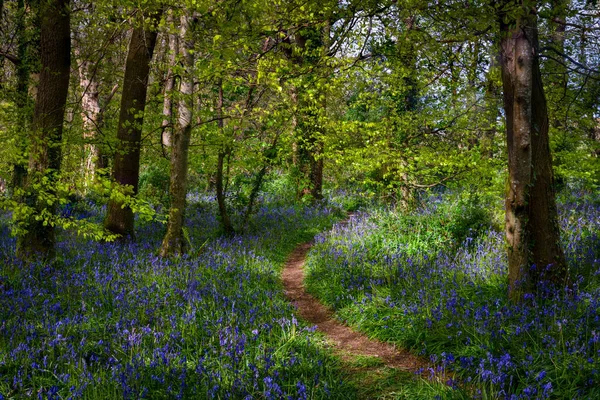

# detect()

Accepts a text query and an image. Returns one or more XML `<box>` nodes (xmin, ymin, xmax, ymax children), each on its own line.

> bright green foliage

<box><xmin>0</xmin><ymin>0</ymin><xmax>598</xmax><ymax>396</ymax></box>
<box><xmin>1</xmin><ymin>0</ymin><xmax>596</xmax><ymax>243</ymax></box>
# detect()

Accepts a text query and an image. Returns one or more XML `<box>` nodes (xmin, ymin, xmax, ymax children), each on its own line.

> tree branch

<box><xmin>0</xmin><ymin>50</ymin><xmax>20</xmax><ymax>66</ymax></box>
<box><xmin>539</xmin><ymin>46</ymin><xmax>600</xmax><ymax>76</ymax></box>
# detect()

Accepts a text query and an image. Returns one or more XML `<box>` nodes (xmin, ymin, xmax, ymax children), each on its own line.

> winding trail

<box><xmin>281</xmin><ymin>216</ymin><xmax>426</xmax><ymax>372</ymax></box>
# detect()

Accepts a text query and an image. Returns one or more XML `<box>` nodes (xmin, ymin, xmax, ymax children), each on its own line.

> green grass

<box><xmin>0</xmin><ymin>200</ymin><xmax>358</xmax><ymax>399</ymax></box>
<box><xmin>305</xmin><ymin>190</ymin><xmax>600</xmax><ymax>399</ymax></box>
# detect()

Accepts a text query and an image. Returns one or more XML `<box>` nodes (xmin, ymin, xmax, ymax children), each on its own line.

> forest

<box><xmin>0</xmin><ymin>0</ymin><xmax>599</xmax><ymax>398</ymax></box>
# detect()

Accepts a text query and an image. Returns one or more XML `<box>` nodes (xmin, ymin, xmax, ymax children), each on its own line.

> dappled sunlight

<box><xmin>305</xmin><ymin>191</ymin><xmax>600</xmax><ymax>399</ymax></box>
<box><xmin>0</xmin><ymin>200</ymin><xmax>349</xmax><ymax>399</ymax></box>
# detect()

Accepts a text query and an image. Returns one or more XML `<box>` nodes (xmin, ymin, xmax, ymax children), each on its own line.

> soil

<box><xmin>281</xmin><ymin>217</ymin><xmax>427</xmax><ymax>372</ymax></box>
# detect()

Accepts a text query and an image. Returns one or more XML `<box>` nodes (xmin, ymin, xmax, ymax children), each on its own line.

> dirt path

<box><xmin>281</xmin><ymin>218</ymin><xmax>426</xmax><ymax>372</ymax></box>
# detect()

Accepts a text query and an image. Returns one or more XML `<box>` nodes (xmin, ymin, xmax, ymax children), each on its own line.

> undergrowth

<box><xmin>305</xmin><ymin>190</ymin><xmax>600</xmax><ymax>399</ymax></box>
<box><xmin>0</xmin><ymin>196</ymin><xmax>353</xmax><ymax>399</ymax></box>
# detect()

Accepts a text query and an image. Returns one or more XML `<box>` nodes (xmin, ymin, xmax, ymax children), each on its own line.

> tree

<box><xmin>0</xmin><ymin>0</ymin><xmax>40</xmax><ymax>198</ymax></box>
<box><xmin>16</xmin><ymin>0</ymin><xmax>70</xmax><ymax>260</ymax></box>
<box><xmin>72</xmin><ymin>6</ymin><xmax>124</xmax><ymax>189</ymax></box>
<box><xmin>160</xmin><ymin>11</ymin><xmax>194</xmax><ymax>257</ymax></box>
<box><xmin>386</xmin><ymin>12</ymin><xmax>419</xmax><ymax>209</ymax></box>
<box><xmin>285</xmin><ymin>24</ymin><xmax>328</xmax><ymax>201</ymax></box>
<box><xmin>104</xmin><ymin>10</ymin><xmax>160</xmax><ymax>239</ymax></box>
<box><xmin>496</xmin><ymin>0</ymin><xmax>567</xmax><ymax>301</ymax></box>
<box><xmin>214</xmin><ymin>78</ymin><xmax>235</xmax><ymax>236</ymax></box>
<box><xmin>159</xmin><ymin>9</ymin><xmax>179</xmax><ymax>157</ymax></box>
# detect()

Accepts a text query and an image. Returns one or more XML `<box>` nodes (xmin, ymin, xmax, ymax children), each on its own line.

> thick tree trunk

<box><xmin>0</xmin><ymin>0</ymin><xmax>3</xmax><ymax>48</ymax></box>
<box><xmin>104</xmin><ymin>17</ymin><xmax>159</xmax><ymax>239</ymax></box>
<box><xmin>16</xmin><ymin>0</ymin><xmax>70</xmax><ymax>260</ymax></box>
<box><xmin>160</xmin><ymin>13</ymin><xmax>193</xmax><ymax>257</ymax></box>
<box><xmin>290</xmin><ymin>86</ymin><xmax>299</xmax><ymax>167</ymax></box>
<box><xmin>498</xmin><ymin>4</ymin><xmax>567</xmax><ymax>301</ymax></box>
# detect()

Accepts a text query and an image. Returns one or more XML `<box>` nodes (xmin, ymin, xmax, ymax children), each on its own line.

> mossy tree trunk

<box><xmin>497</xmin><ymin>1</ymin><xmax>567</xmax><ymax>301</ymax></box>
<box><xmin>16</xmin><ymin>0</ymin><xmax>70</xmax><ymax>260</ymax></box>
<box><xmin>9</xmin><ymin>0</ymin><xmax>38</xmax><ymax>198</ymax></box>
<box><xmin>160</xmin><ymin>13</ymin><xmax>194</xmax><ymax>257</ymax></box>
<box><xmin>284</xmin><ymin>24</ymin><xmax>327</xmax><ymax>202</ymax></box>
<box><xmin>104</xmin><ymin>14</ymin><xmax>159</xmax><ymax>239</ymax></box>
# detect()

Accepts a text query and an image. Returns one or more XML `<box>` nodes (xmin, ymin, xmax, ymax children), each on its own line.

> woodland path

<box><xmin>281</xmin><ymin>216</ymin><xmax>427</xmax><ymax>373</ymax></box>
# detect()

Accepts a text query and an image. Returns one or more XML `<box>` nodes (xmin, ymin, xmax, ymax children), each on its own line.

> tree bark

<box><xmin>397</xmin><ymin>15</ymin><xmax>417</xmax><ymax>210</ymax></box>
<box><xmin>215</xmin><ymin>79</ymin><xmax>235</xmax><ymax>236</ymax></box>
<box><xmin>483</xmin><ymin>50</ymin><xmax>501</xmax><ymax>158</ymax></box>
<box><xmin>548</xmin><ymin>0</ymin><xmax>568</xmax><ymax>132</ymax></box>
<box><xmin>498</xmin><ymin>3</ymin><xmax>567</xmax><ymax>301</ymax></box>
<box><xmin>160</xmin><ymin>13</ymin><xmax>193</xmax><ymax>257</ymax></box>
<box><xmin>10</xmin><ymin>0</ymin><xmax>35</xmax><ymax>197</ymax></box>
<box><xmin>216</xmin><ymin>149</ymin><xmax>234</xmax><ymax>236</ymax></box>
<box><xmin>160</xmin><ymin>10</ymin><xmax>179</xmax><ymax>157</ymax></box>
<box><xmin>309</xmin><ymin>131</ymin><xmax>324</xmax><ymax>200</ymax></box>
<box><xmin>104</xmin><ymin>15</ymin><xmax>159</xmax><ymax>239</ymax></box>
<box><xmin>242</xmin><ymin>134</ymin><xmax>281</xmax><ymax>231</ymax></box>
<box><xmin>286</xmin><ymin>26</ymin><xmax>325</xmax><ymax>201</ymax></box>
<box><xmin>591</xmin><ymin>120</ymin><xmax>600</xmax><ymax>158</ymax></box>
<box><xmin>74</xmin><ymin>38</ymin><xmax>105</xmax><ymax>187</ymax></box>
<box><xmin>0</xmin><ymin>0</ymin><xmax>3</xmax><ymax>91</ymax></box>
<box><xmin>16</xmin><ymin>0</ymin><xmax>70</xmax><ymax>260</ymax></box>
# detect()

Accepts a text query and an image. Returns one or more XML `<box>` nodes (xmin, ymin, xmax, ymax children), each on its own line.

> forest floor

<box><xmin>3</xmin><ymin>191</ymin><xmax>597</xmax><ymax>398</ymax></box>
<box><xmin>282</xmin><ymin>215</ymin><xmax>439</xmax><ymax>398</ymax></box>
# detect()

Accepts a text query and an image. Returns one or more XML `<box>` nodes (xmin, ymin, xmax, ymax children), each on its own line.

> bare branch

<box><xmin>539</xmin><ymin>46</ymin><xmax>600</xmax><ymax>76</ymax></box>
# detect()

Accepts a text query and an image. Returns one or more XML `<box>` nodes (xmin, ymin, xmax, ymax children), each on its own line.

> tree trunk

<box><xmin>294</xmin><ymin>93</ymin><xmax>324</xmax><ymax>200</ymax></box>
<box><xmin>547</xmin><ymin>0</ymin><xmax>568</xmax><ymax>135</ymax></box>
<box><xmin>242</xmin><ymin>134</ymin><xmax>280</xmax><ymax>231</ymax></box>
<box><xmin>160</xmin><ymin>13</ymin><xmax>193</xmax><ymax>257</ymax></box>
<box><xmin>591</xmin><ymin>120</ymin><xmax>600</xmax><ymax>158</ymax></box>
<box><xmin>16</xmin><ymin>0</ymin><xmax>70</xmax><ymax>260</ymax></box>
<box><xmin>160</xmin><ymin>10</ymin><xmax>179</xmax><ymax>157</ymax></box>
<box><xmin>288</xmin><ymin>27</ymin><xmax>325</xmax><ymax>201</ymax></box>
<box><xmin>483</xmin><ymin>50</ymin><xmax>501</xmax><ymax>158</ymax></box>
<box><xmin>104</xmin><ymin>16</ymin><xmax>159</xmax><ymax>239</ymax></box>
<box><xmin>290</xmin><ymin>86</ymin><xmax>299</xmax><ymax>167</ymax></box>
<box><xmin>309</xmin><ymin>134</ymin><xmax>324</xmax><ymax>200</ymax></box>
<box><xmin>74</xmin><ymin>39</ymin><xmax>104</xmax><ymax>188</ymax></box>
<box><xmin>396</xmin><ymin>15</ymin><xmax>417</xmax><ymax>210</ymax></box>
<box><xmin>216</xmin><ymin>149</ymin><xmax>234</xmax><ymax>236</ymax></box>
<box><xmin>10</xmin><ymin>0</ymin><xmax>35</xmax><ymax>197</ymax></box>
<box><xmin>215</xmin><ymin>80</ymin><xmax>235</xmax><ymax>235</ymax></box>
<box><xmin>498</xmin><ymin>3</ymin><xmax>567</xmax><ymax>301</ymax></box>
